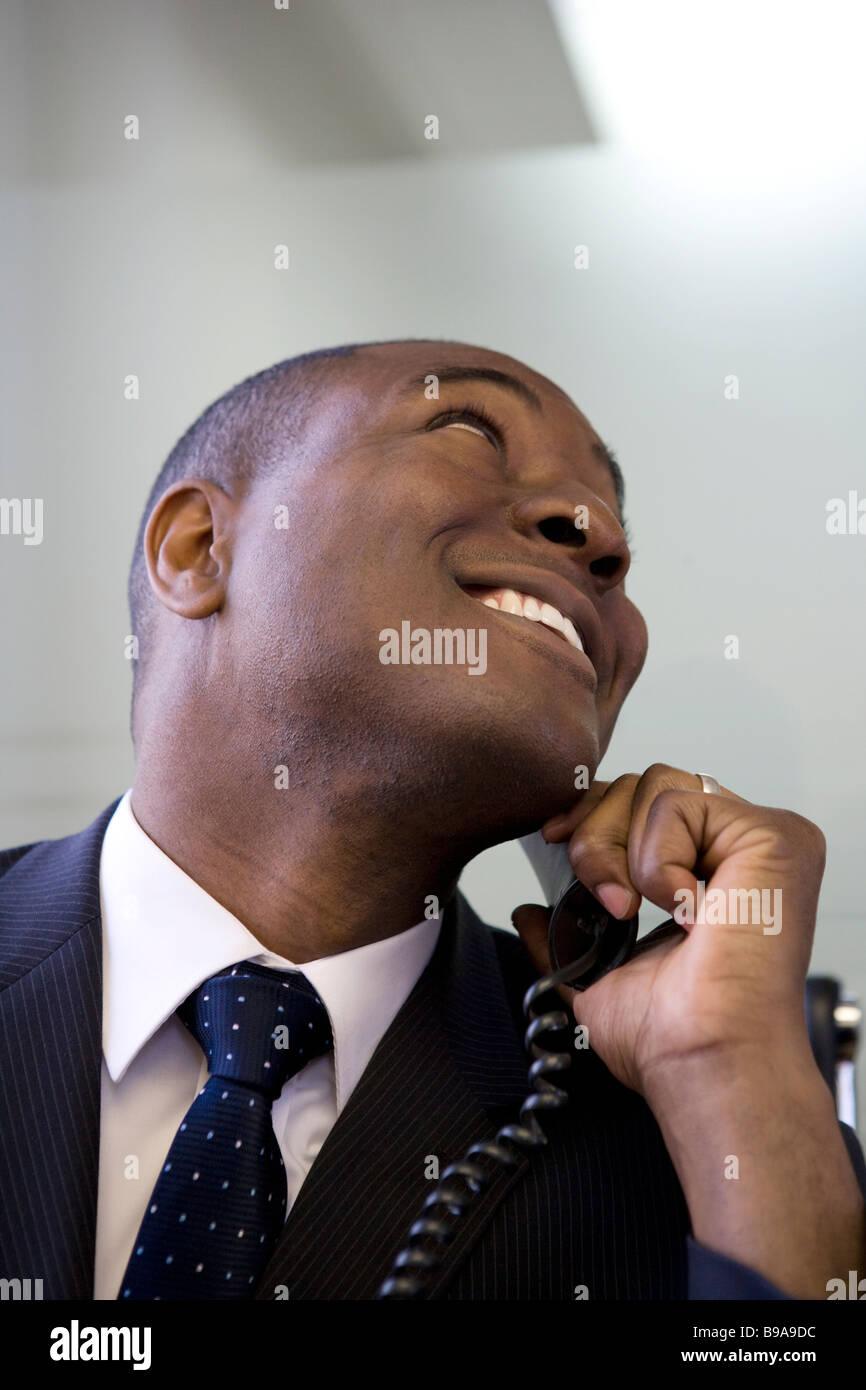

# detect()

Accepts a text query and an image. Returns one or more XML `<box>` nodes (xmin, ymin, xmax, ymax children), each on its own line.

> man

<box><xmin>1</xmin><ymin>339</ymin><xmax>864</xmax><ymax>1302</ymax></box>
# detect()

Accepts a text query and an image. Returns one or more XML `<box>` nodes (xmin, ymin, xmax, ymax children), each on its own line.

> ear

<box><xmin>143</xmin><ymin>478</ymin><xmax>236</xmax><ymax>619</ymax></box>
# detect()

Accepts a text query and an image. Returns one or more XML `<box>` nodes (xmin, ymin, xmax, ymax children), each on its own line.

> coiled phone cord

<box><xmin>375</xmin><ymin>945</ymin><xmax>598</xmax><ymax>1299</ymax></box>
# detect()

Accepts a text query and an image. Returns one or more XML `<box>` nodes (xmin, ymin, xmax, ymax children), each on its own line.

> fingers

<box><xmin>543</xmin><ymin>765</ymin><xmax>746</xmax><ymax>922</ymax></box>
<box><xmin>629</xmin><ymin>789</ymin><xmax>711</xmax><ymax>919</ymax></box>
<box><xmin>625</xmin><ymin>767</ymin><xmax>748</xmax><ymax>912</ymax></box>
<box><xmin>628</xmin><ymin>764</ymin><xmax>746</xmax><ymax>852</ymax></box>
<box><xmin>553</xmin><ymin>773</ymin><xmax>643</xmax><ymax>919</ymax></box>
<box><xmin>540</xmin><ymin>780</ymin><xmax>612</xmax><ymax>842</ymax></box>
<box><xmin>632</xmin><ymin>789</ymin><xmax>824</xmax><ymax>935</ymax></box>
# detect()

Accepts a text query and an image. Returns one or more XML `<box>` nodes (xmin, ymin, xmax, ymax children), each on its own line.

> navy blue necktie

<box><xmin>120</xmin><ymin>961</ymin><xmax>333</xmax><ymax>1300</ymax></box>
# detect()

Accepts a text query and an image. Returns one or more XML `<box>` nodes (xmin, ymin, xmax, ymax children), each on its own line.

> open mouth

<box><xmin>461</xmin><ymin>585</ymin><xmax>586</xmax><ymax>655</ymax></box>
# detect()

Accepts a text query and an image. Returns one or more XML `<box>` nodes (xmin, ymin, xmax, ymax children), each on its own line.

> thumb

<box><xmin>511</xmin><ymin>902</ymin><xmax>552</xmax><ymax>977</ymax></box>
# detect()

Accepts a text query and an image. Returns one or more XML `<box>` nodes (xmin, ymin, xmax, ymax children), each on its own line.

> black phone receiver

<box><xmin>519</xmin><ymin>831</ymin><xmax>639</xmax><ymax>989</ymax></box>
<box><xmin>377</xmin><ymin>830</ymin><xmax>640</xmax><ymax>1297</ymax></box>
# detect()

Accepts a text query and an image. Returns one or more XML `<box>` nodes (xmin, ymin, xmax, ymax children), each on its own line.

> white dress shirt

<box><xmin>94</xmin><ymin>790</ymin><xmax>441</xmax><ymax>1300</ymax></box>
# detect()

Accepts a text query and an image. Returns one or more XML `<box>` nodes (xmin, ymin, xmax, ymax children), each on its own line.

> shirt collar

<box><xmin>99</xmin><ymin>790</ymin><xmax>441</xmax><ymax>1111</ymax></box>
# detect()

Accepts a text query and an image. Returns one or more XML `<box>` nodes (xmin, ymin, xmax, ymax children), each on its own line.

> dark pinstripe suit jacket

<box><xmin>1</xmin><ymin>799</ymin><xmax>865</xmax><ymax>1301</ymax></box>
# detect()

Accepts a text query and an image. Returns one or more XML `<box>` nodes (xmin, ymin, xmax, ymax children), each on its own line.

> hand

<box><xmin>513</xmin><ymin>764</ymin><xmax>866</xmax><ymax>1298</ymax></box>
<box><xmin>512</xmin><ymin>764</ymin><xmax>824</xmax><ymax>1099</ymax></box>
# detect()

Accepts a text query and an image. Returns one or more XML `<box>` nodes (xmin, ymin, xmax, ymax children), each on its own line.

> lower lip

<box><xmin>473</xmin><ymin>602</ymin><xmax>597</xmax><ymax>687</ymax></box>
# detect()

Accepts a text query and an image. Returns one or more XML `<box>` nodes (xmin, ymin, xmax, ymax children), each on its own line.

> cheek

<box><xmin>238</xmin><ymin>542</ymin><xmax>394</xmax><ymax>682</ymax></box>
<box><xmin>605</xmin><ymin>597</ymin><xmax>649</xmax><ymax>700</ymax></box>
<box><xmin>623</xmin><ymin>600</ymin><xmax>649</xmax><ymax>681</ymax></box>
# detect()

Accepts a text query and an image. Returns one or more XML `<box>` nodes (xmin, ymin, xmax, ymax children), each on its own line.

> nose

<box><xmin>507</xmin><ymin>490</ymin><xmax>631</xmax><ymax>595</ymax></box>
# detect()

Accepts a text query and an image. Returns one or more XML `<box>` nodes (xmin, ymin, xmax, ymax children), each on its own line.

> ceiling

<box><xmin>0</xmin><ymin>0</ymin><xmax>597</xmax><ymax>183</ymax></box>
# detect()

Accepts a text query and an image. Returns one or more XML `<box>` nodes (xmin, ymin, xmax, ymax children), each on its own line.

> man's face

<box><xmin>228</xmin><ymin>342</ymin><xmax>648</xmax><ymax>838</ymax></box>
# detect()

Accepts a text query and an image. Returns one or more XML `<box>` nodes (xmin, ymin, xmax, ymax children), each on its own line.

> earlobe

<box><xmin>144</xmin><ymin>479</ymin><xmax>233</xmax><ymax>620</ymax></box>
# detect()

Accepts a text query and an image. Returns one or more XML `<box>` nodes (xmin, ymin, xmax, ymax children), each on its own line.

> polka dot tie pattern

<box><xmin>119</xmin><ymin>961</ymin><xmax>333</xmax><ymax>1300</ymax></box>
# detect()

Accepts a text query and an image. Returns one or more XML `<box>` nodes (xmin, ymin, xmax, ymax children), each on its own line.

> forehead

<box><xmin>353</xmin><ymin>341</ymin><xmax>587</xmax><ymax>426</ymax></box>
<box><xmin>287</xmin><ymin>341</ymin><xmax>622</xmax><ymax>510</ymax></box>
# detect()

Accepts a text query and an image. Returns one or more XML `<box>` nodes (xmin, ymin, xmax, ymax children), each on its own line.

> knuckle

<box><xmin>784</xmin><ymin>811</ymin><xmax>827</xmax><ymax>860</ymax></box>
<box><xmin>643</xmin><ymin>785</ymin><xmax>682</xmax><ymax>822</ymax></box>
<box><xmin>642</xmin><ymin>761</ymin><xmax>679</xmax><ymax>784</ymax></box>
<box><xmin>607</xmin><ymin>772</ymin><xmax>639</xmax><ymax>795</ymax></box>
<box><xmin>567</xmin><ymin>831</ymin><xmax>623</xmax><ymax>877</ymax></box>
<box><xmin>566</xmin><ymin>832</ymin><xmax>594</xmax><ymax>867</ymax></box>
<box><xmin>748</xmin><ymin>807</ymin><xmax>827</xmax><ymax>874</ymax></box>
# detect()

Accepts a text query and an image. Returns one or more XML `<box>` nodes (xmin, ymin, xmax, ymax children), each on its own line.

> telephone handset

<box><xmin>518</xmin><ymin>830</ymin><xmax>639</xmax><ymax>989</ymax></box>
<box><xmin>376</xmin><ymin>832</ymin><xmax>645</xmax><ymax>1298</ymax></box>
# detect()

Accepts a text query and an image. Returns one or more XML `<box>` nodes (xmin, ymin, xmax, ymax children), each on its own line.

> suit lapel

<box><xmin>0</xmin><ymin>804</ymin><xmax>540</xmax><ymax>1302</ymax></box>
<box><xmin>255</xmin><ymin>893</ymin><xmax>534</xmax><ymax>1300</ymax></box>
<box><xmin>0</xmin><ymin>801</ymin><xmax>119</xmax><ymax>1299</ymax></box>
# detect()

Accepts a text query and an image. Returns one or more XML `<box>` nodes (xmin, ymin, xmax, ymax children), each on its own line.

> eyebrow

<box><xmin>401</xmin><ymin>364</ymin><xmax>627</xmax><ymax>519</ymax></box>
<box><xmin>402</xmin><ymin>365</ymin><xmax>543</xmax><ymax>413</ymax></box>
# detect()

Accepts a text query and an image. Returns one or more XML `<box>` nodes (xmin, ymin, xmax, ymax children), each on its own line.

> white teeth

<box><xmin>561</xmin><ymin>616</ymin><xmax>584</xmax><ymax>651</ymax></box>
<box><xmin>475</xmin><ymin>587</ymin><xmax>585</xmax><ymax>653</ymax></box>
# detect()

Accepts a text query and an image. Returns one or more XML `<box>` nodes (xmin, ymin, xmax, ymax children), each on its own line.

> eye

<box><xmin>425</xmin><ymin>404</ymin><xmax>505</xmax><ymax>450</ymax></box>
<box><xmin>445</xmin><ymin>419</ymin><xmax>487</xmax><ymax>439</ymax></box>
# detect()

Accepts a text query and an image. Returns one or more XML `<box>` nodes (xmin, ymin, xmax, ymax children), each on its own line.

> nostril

<box><xmin>590</xmin><ymin>554</ymin><xmax>623</xmax><ymax>580</ymax></box>
<box><xmin>537</xmin><ymin>515</ymin><xmax>586</xmax><ymax>548</ymax></box>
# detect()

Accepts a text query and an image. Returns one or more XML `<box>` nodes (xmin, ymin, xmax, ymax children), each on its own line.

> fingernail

<box><xmin>595</xmin><ymin>883</ymin><xmax>635</xmax><ymax>919</ymax></box>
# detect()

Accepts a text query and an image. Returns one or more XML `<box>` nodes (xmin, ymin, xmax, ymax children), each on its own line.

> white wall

<box><xmin>2</xmin><ymin>0</ymin><xmax>864</xmax><ymax>1120</ymax></box>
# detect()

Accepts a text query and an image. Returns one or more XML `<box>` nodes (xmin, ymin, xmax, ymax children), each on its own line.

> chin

<box><xmin>447</xmin><ymin>715</ymin><xmax>599</xmax><ymax>832</ymax></box>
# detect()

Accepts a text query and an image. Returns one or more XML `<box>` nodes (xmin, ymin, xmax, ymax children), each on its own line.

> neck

<box><xmin>130</xmin><ymin>761</ymin><xmax>475</xmax><ymax>964</ymax></box>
